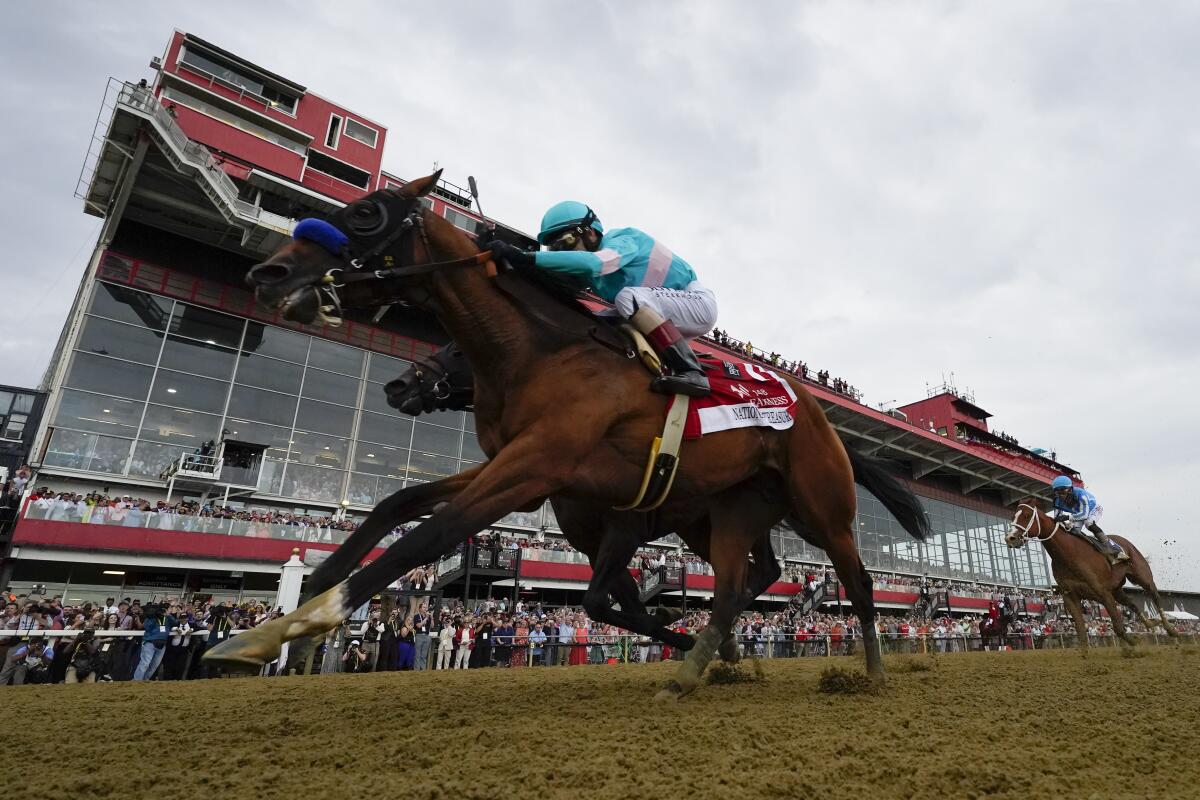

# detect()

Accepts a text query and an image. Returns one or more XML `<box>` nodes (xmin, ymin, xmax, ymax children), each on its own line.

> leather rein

<box><xmin>315</xmin><ymin>205</ymin><xmax>633</xmax><ymax>359</ymax></box>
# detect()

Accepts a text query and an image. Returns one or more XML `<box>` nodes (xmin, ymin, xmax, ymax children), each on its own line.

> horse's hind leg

<box><xmin>1129</xmin><ymin>573</ymin><xmax>1180</xmax><ymax>639</ymax></box>
<box><xmin>1113</xmin><ymin>588</ymin><xmax>1167</xmax><ymax>639</ymax></box>
<box><xmin>657</xmin><ymin>521</ymin><xmax>757</xmax><ymax>700</ymax></box>
<box><xmin>717</xmin><ymin>533</ymin><xmax>782</xmax><ymax>664</ymax></box>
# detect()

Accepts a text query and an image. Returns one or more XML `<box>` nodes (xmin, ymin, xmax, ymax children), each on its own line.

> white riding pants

<box><xmin>612</xmin><ymin>281</ymin><xmax>718</xmax><ymax>339</ymax></box>
<box><xmin>1067</xmin><ymin>506</ymin><xmax>1102</xmax><ymax>530</ymax></box>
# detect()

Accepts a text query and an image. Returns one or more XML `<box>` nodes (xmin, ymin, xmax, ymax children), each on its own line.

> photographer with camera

<box><xmin>355</xmin><ymin>609</ymin><xmax>383</xmax><ymax>672</ymax></box>
<box><xmin>132</xmin><ymin>602</ymin><xmax>177</xmax><ymax>681</ymax></box>
<box><xmin>341</xmin><ymin>639</ymin><xmax>370</xmax><ymax>673</ymax></box>
<box><xmin>65</xmin><ymin>627</ymin><xmax>100</xmax><ymax>684</ymax></box>
<box><xmin>0</xmin><ymin>637</ymin><xmax>52</xmax><ymax>686</ymax></box>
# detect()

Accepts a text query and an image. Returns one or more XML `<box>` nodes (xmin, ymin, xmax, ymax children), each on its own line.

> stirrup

<box><xmin>652</xmin><ymin>372</ymin><xmax>710</xmax><ymax>398</ymax></box>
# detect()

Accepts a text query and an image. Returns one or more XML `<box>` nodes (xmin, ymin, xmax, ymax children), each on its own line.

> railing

<box><xmin>20</xmin><ymin>501</ymin><xmax>387</xmax><ymax>548</ymax></box>
<box><xmin>79</xmin><ymin>80</ymin><xmax>293</xmax><ymax>241</ymax></box>
<box><xmin>5</xmin><ymin>628</ymin><xmax>1193</xmax><ymax>683</ymax></box>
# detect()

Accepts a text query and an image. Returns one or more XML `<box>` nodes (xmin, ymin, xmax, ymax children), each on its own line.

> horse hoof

<box><xmin>653</xmin><ymin>607</ymin><xmax>685</xmax><ymax>626</ymax></box>
<box><xmin>666</xmin><ymin>632</ymin><xmax>696</xmax><ymax>651</ymax></box>
<box><xmin>717</xmin><ymin>638</ymin><xmax>741</xmax><ymax>664</ymax></box>
<box><xmin>202</xmin><ymin>629</ymin><xmax>282</xmax><ymax>670</ymax></box>
<box><xmin>654</xmin><ymin>681</ymin><xmax>685</xmax><ymax>702</ymax></box>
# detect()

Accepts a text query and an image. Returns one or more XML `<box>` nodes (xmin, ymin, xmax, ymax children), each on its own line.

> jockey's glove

<box><xmin>489</xmin><ymin>240</ymin><xmax>535</xmax><ymax>268</ymax></box>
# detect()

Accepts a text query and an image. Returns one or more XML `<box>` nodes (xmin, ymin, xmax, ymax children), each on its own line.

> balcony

<box><xmin>77</xmin><ymin>79</ymin><xmax>295</xmax><ymax>253</ymax></box>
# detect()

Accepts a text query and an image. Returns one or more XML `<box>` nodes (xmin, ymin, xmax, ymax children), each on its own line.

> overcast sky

<box><xmin>2</xmin><ymin>2</ymin><xmax>1197</xmax><ymax>589</ymax></box>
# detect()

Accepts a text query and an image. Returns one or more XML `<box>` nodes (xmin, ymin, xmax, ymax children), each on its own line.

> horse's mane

<box><xmin>511</xmin><ymin>264</ymin><xmax>602</xmax><ymax>320</ymax></box>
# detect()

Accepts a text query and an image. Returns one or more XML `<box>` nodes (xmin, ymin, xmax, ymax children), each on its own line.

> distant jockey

<box><xmin>1050</xmin><ymin>475</ymin><xmax>1129</xmax><ymax>564</ymax></box>
<box><xmin>488</xmin><ymin>201</ymin><xmax>717</xmax><ymax>397</ymax></box>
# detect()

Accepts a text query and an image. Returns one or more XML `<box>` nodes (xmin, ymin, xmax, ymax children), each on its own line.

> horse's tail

<box><xmin>843</xmin><ymin>442</ymin><xmax>930</xmax><ymax>542</ymax></box>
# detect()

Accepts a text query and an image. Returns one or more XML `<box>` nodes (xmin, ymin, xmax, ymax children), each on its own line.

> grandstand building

<box><xmin>9</xmin><ymin>31</ymin><xmax>1068</xmax><ymax>614</ymax></box>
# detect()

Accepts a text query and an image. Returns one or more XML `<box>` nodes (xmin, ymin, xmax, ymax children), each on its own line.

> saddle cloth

<box><xmin>1066</xmin><ymin>527</ymin><xmax>1125</xmax><ymax>558</ymax></box>
<box><xmin>669</xmin><ymin>359</ymin><xmax>798</xmax><ymax>440</ymax></box>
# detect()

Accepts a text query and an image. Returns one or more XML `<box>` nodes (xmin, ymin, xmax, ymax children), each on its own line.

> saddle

<box><xmin>1065</xmin><ymin>527</ymin><xmax>1125</xmax><ymax>559</ymax></box>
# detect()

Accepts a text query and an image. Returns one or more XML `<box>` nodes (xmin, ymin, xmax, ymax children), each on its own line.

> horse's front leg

<box><xmin>203</xmin><ymin>436</ymin><xmax>568</xmax><ymax>670</ymax></box>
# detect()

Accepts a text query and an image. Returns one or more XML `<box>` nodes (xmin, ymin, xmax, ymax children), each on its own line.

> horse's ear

<box><xmin>398</xmin><ymin>170</ymin><xmax>444</xmax><ymax>199</ymax></box>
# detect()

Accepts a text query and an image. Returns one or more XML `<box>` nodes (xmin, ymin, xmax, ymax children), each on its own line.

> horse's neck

<box><xmin>430</xmin><ymin>266</ymin><xmax>540</xmax><ymax>391</ymax></box>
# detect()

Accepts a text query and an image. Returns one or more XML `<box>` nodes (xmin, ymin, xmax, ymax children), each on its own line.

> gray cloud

<box><xmin>2</xmin><ymin>1</ymin><xmax>1197</xmax><ymax>587</ymax></box>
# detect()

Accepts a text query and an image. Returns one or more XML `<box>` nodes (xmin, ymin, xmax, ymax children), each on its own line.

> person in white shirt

<box><xmin>436</xmin><ymin>618</ymin><xmax>455</xmax><ymax>669</ymax></box>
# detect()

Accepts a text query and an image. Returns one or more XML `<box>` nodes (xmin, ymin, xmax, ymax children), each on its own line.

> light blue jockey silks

<box><xmin>1052</xmin><ymin>486</ymin><xmax>1099</xmax><ymax>522</ymax></box>
<box><xmin>533</xmin><ymin>227</ymin><xmax>698</xmax><ymax>304</ymax></box>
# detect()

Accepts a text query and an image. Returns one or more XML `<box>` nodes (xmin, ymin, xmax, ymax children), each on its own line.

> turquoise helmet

<box><xmin>537</xmin><ymin>201</ymin><xmax>603</xmax><ymax>245</ymax></box>
<box><xmin>1051</xmin><ymin>475</ymin><xmax>1073</xmax><ymax>491</ymax></box>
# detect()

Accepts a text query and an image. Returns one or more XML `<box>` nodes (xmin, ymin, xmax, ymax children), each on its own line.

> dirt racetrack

<box><xmin>4</xmin><ymin>646</ymin><xmax>1198</xmax><ymax>799</ymax></box>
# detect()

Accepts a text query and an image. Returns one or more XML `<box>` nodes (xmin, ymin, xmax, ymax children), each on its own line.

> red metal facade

<box><xmin>159</xmin><ymin>31</ymin><xmax>386</xmax><ymax>200</ymax></box>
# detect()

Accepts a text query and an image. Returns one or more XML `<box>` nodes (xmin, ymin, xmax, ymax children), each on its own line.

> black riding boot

<box><xmin>1089</xmin><ymin>524</ymin><xmax>1129</xmax><ymax>563</ymax></box>
<box><xmin>651</xmin><ymin>338</ymin><xmax>711</xmax><ymax>397</ymax></box>
<box><xmin>629</xmin><ymin>307</ymin><xmax>710</xmax><ymax>398</ymax></box>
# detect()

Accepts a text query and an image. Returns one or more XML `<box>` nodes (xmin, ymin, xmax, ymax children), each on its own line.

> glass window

<box><xmin>76</xmin><ymin>316</ymin><xmax>164</xmax><ymax>365</ymax></box>
<box><xmin>149</xmin><ymin>370</ymin><xmax>229</xmax><ymax>415</ymax></box>
<box><xmin>43</xmin><ymin>429</ymin><xmax>130</xmax><ymax>474</ymax></box>
<box><xmin>287</xmin><ymin>431</ymin><xmax>350</xmax><ymax>469</ymax></box>
<box><xmin>168</xmin><ymin>304</ymin><xmax>244</xmax><ymax>348</ymax></box>
<box><xmin>406</xmin><ymin>450</ymin><xmax>459</xmax><ymax>482</ymax></box>
<box><xmin>347</xmin><ymin>472</ymin><xmax>379</xmax><ymax>505</ymax></box>
<box><xmin>89</xmin><ymin>283</ymin><xmax>171</xmax><ymax>329</ymax></box>
<box><xmin>280</xmin><ymin>463</ymin><xmax>343</xmax><ymax>504</ymax></box>
<box><xmin>159</xmin><ymin>336</ymin><xmax>237</xmax><ymax>380</ymax></box>
<box><xmin>306</xmin><ymin>338</ymin><xmax>364</xmax><ymax>376</ymax></box>
<box><xmin>411</xmin><ymin>423</ymin><xmax>462</xmax><ymax>458</ymax></box>
<box><xmin>138</xmin><ymin>404</ymin><xmax>223</xmax><ymax>445</ymax></box>
<box><xmin>233</xmin><ymin>353</ymin><xmax>304</xmax><ymax>395</ymax></box>
<box><xmin>422</xmin><ymin>409</ymin><xmax>464</xmax><ymax>429</ymax></box>
<box><xmin>353</xmin><ymin>445</ymin><xmax>409</xmax><ymax>478</ymax></box>
<box><xmin>227</xmin><ymin>385</ymin><xmax>299</xmax><ymax>428</ymax></box>
<box><xmin>301</xmin><ymin>368</ymin><xmax>360</xmax><ymax>406</ymax></box>
<box><xmin>0</xmin><ymin>391</ymin><xmax>14</xmax><ymax>413</ymax></box>
<box><xmin>465</xmin><ymin>413</ymin><xmax>475</xmax><ymax>433</ymax></box>
<box><xmin>128</xmin><ymin>441</ymin><xmax>189</xmax><ymax>479</ymax></box>
<box><xmin>222</xmin><ymin>418</ymin><xmax>291</xmax><ymax>458</ymax></box>
<box><xmin>2</xmin><ymin>414</ymin><xmax>27</xmax><ymax>441</ymax></box>
<box><xmin>52</xmin><ymin>390</ymin><xmax>142</xmax><ymax>437</ymax></box>
<box><xmin>367</xmin><ymin>353</ymin><xmax>411</xmax><ymax>385</ymax></box>
<box><xmin>294</xmin><ymin>399</ymin><xmax>354</xmax><ymax>437</ymax></box>
<box><xmin>461</xmin><ymin>432</ymin><xmax>487</xmax><ymax>462</ymax></box>
<box><xmin>257</xmin><ymin>458</ymin><xmax>285</xmax><ymax>495</ymax></box>
<box><xmin>356</xmin><ymin>411</ymin><xmax>412</xmax><ymax>447</ymax></box>
<box><xmin>64</xmin><ymin>352</ymin><xmax>153</xmax><ymax>401</ymax></box>
<box><xmin>243</xmin><ymin>323</ymin><xmax>310</xmax><ymax>363</ymax></box>
<box><xmin>343</xmin><ymin>118</ymin><xmax>378</xmax><ymax>148</ymax></box>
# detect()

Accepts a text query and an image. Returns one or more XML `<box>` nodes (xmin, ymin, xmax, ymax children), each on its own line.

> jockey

<box><xmin>488</xmin><ymin>201</ymin><xmax>717</xmax><ymax>397</ymax></box>
<box><xmin>1050</xmin><ymin>475</ymin><xmax>1129</xmax><ymax>563</ymax></box>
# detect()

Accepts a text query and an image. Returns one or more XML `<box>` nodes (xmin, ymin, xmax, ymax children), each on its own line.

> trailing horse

<box><xmin>204</xmin><ymin>174</ymin><xmax>929</xmax><ymax>697</ymax></box>
<box><xmin>1006</xmin><ymin>497</ymin><xmax>1177</xmax><ymax>648</ymax></box>
<box><xmin>978</xmin><ymin>604</ymin><xmax>1014</xmax><ymax>650</ymax></box>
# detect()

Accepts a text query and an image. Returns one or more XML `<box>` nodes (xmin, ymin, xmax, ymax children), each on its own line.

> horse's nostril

<box><xmin>248</xmin><ymin>262</ymin><xmax>291</xmax><ymax>285</ymax></box>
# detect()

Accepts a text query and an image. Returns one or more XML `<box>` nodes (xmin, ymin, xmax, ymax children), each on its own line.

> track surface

<box><xmin>5</xmin><ymin>647</ymin><xmax>1197</xmax><ymax>799</ymax></box>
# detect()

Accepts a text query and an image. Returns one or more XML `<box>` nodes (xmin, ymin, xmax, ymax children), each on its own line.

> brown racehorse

<box><xmin>1006</xmin><ymin>497</ymin><xmax>1177</xmax><ymax>648</ymax></box>
<box><xmin>203</xmin><ymin>173</ymin><xmax>929</xmax><ymax>697</ymax></box>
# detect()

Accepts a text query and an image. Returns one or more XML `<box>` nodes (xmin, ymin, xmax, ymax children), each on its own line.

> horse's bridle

<box><xmin>1009</xmin><ymin>503</ymin><xmax>1064</xmax><ymax>546</ymax></box>
<box><xmin>301</xmin><ymin>195</ymin><xmax>494</xmax><ymax>323</ymax></box>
